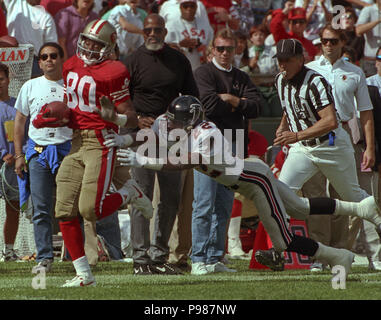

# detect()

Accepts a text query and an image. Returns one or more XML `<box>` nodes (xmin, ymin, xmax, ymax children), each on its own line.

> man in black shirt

<box><xmin>191</xmin><ymin>28</ymin><xmax>261</xmax><ymax>275</ymax></box>
<box><xmin>125</xmin><ymin>13</ymin><xmax>199</xmax><ymax>275</ymax></box>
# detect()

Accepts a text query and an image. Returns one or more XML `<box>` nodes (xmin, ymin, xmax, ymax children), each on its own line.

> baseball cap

<box><xmin>273</xmin><ymin>39</ymin><xmax>303</xmax><ymax>59</ymax></box>
<box><xmin>288</xmin><ymin>7</ymin><xmax>306</xmax><ymax>20</ymax></box>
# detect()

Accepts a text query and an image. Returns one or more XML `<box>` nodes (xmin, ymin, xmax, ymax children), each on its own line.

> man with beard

<box><xmin>124</xmin><ymin>13</ymin><xmax>199</xmax><ymax>275</ymax></box>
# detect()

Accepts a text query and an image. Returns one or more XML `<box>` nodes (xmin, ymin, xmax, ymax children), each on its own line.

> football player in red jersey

<box><xmin>53</xmin><ymin>20</ymin><xmax>153</xmax><ymax>287</ymax></box>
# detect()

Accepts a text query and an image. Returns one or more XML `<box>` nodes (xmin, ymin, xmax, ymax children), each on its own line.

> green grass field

<box><xmin>1</xmin><ymin>259</ymin><xmax>381</xmax><ymax>302</ymax></box>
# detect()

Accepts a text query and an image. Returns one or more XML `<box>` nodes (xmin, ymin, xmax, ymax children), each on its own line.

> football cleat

<box><xmin>255</xmin><ymin>248</ymin><xmax>285</xmax><ymax>271</ymax></box>
<box><xmin>151</xmin><ymin>263</ymin><xmax>184</xmax><ymax>275</ymax></box>
<box><xmin>62</xmin><ymin>275</ymin><xmax>96</xmax><ymax>287</ymax></box>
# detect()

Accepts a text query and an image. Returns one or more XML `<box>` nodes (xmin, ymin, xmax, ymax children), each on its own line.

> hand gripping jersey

<box><xmin>63</xmin><ymin>55</ymin><xmax>131</xmax><ymax>131</ymax></box>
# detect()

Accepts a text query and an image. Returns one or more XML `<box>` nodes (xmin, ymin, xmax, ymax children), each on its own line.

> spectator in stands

<box><xmin>2</xmin><ymin>0</ymin><xmax>58</xmax><ymax>78</ymax></box>
<box><xmin>107</xmin><ymin>0</ymin><xmax>145</xmax><ymax>62</ymax></box>
<box><xmin>270</xmin><ymin>2</ymin><xmax>318</xmax><ymax>61</ymax></box>
<box><xmin>296</xmin><ymin>0</ymin><xmax>332</xmax><ymax>42</ymax></box>
<box><xmin>200</xmin><ymin>0</ymin><xmax>240</xmax><ymax>33</ymax></box>
<box><xmin>230</xmin><ymin>0</ymin><xmax>255</xmax><ymax>36</ymax></box>
<box><xmin>356</xmin><ymin>0</ymin><xmax>381</xmax><ymax>76</ymax></box>
<box><xmin>366</xmin><ymin>46</ymin><xmax>381</xmax><ymax>96</ymax></box>
<box><xmin>340</xmin><ymin>6</ymin><xmax>365</xmax><ymax>64</ymax></box>
<box><xmin>305</xmin><ymin>24</ymin><xmax>375</xmax><ymax>271</ymax></box>
<box><xmin>241</xmin><ymin>25</ymin><xmax>281</xmax><ymax>117</ymax></box>
<box><xmin>261</xmin><ymin>9</ymin><xmax>276</xmax><ymax>47</ymax></box>
<box><xmin>159</xmin><ymin>0</ymin><xmax>208</xmax><ymax>24</ymax></box>
<box><xmin>13</xmin><ymin>42</ymin><xmax>72</xmax><ymax>273</ymax></box>
<box><xmin>233</xmin><ymin>31</ymin><xmax>250</xmax><ymax>69</ymax></box>
<box><xmin>251</xmin><ymin>0</ymin><xmax>272</xmax><ymax>27</ymax></box>
<box><xmin>0</xmin><ymin>63</ymin><xmax>26</xmax><ymax>262</ymax></box>
<box><xmin>40</xmin><ymin>0</ymin><xmax>72</xmax><ymax>17</ymax></box>
<box><xmin>54</xmin><ymin>0</ymin><xmax>99</xmax><ymax>61</ymax></box>
<box><xmin>165</xmin><ymin>0</ymin><xmax>213</xmax><ymax>71</ymax></box>
<box><xmin>192</xmin><ymin>28</ymin><xmax>261</xmax><ymax>275</ymax></box>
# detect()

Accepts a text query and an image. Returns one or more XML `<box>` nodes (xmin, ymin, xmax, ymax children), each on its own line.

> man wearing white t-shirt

<box><xmin>159</xmin><ymin>0</ymin><xmax>209</xmax><ymax>23</ymax></box>
<box><xmin>165</xmin><ymin>0</ymin><xmax>213</xmax><ymax>70</ymax></box>
<box><xmin>13</xmin><ymin>42</ymin><xmax>72</xmax><ymax>273</ymax></box>
<box><xmin>356</xmin><ymin>0</ymin><xmax>381</xmax><ymax>76</ymax></box>
<box><xmin>2</xmin><ymin>0</ymin><xmax>58</xmax><ymax>77</ymax></box>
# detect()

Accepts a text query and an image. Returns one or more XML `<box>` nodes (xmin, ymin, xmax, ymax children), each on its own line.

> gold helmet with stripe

<box><xmin>77</xmin><ymin>19</ymin><xmax>117</xmax><ymax>65</ymax></box>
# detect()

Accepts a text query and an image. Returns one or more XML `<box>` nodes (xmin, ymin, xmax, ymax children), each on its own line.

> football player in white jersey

<box><xmin>100</xmin><ymin>95</ymin><xmax>381</xmax><ymax>275</ymax></box>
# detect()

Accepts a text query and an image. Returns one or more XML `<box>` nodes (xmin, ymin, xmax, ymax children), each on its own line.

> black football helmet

<box><xmin>166</xmin><ymin>95</ymin><xmax>204</xmax><ymax>133</ymax></box>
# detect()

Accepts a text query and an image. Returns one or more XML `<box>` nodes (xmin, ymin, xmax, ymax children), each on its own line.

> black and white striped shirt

<box><xmin>275</xmin><ymin>66</ymin><xmax>336</xmax><ymax>133</ymax></box>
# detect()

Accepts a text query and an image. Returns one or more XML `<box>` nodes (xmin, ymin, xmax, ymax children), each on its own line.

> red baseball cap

<box><xmin>288</xmin><ymin>7</ymin><xmax>306</xmax><ymax>20</ymax></box>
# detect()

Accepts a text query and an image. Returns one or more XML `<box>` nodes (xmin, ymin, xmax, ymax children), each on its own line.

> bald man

<box><xmin>124</xmin><ymin>13</ymin><xmax>200</xmax><ymax>275</ymax></box>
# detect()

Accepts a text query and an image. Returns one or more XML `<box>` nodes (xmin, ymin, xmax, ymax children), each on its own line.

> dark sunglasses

<box><xmin>181</xmin><ymin>3</ymin><xmax>197</xmax><ymax>9</ymax></box>
<box><xmin>321</xmin><ymin>38</ymin><xmax>340</xmax><ymax>46</ymax></box>
<box><xmin>143</xmin><ymin>27</ymin><xmax>164</xmax><ymax>36</ymax></box>
<box><xmin>291</xmin><ymin>19</ymin><xmax>306</xmax><ymax>25</ymax></box>
<box><xmin>215</xmin><ymin>46</ymin><xmax>235</xmax><ymax>53</ymax></box>
<box><xmin>39</xmin><ymin>53</ymin><xmax>58</xmax><ymax>61</ymax></box>
<box><xmin>376</xmin><ymin>55</ymin><xmax>381</xmax><ymax>61</ymax></box>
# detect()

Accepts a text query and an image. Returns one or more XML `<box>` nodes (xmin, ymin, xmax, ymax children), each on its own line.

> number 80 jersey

<box><xmin>63</xmin><ymin>55</ymin><xmax>131</xmax><ymax>130</ymax></box>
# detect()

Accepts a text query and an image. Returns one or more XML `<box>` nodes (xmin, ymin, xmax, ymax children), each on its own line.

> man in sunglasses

<box><xmin>122</xmin><ymin>13</ymin><xmax>199</xmax><ymax>276</ymax></box>
<box><xmin>191</xmin><ymin>28</ymin><xmax>261</xmax><ymax>275</ymax></box>
<box><xmin>270</xmin><ymin>4</ymin><xmax>317</xmax><ymax>61</ymax></box>
<box><xmin>13</xmin><ymin>42</ymin><xmax>72</xmax><ymax>274</ymax></box>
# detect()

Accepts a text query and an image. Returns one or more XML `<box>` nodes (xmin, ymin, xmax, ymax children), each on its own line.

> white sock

<box><xmin>334</xmin><ymin>199</ymin><xmax>358</xmax><ymax>217</ymax></box>
<box><xmin>72</xmin><ymin>256</ymin><xmax>93</xmax><ymax>278</ymax></box>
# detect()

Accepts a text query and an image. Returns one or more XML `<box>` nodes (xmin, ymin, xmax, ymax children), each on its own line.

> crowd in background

<box><xmin>0</xmin><ymin>0</ymin><xmax>381</xmax><ymax>276</ymax></box>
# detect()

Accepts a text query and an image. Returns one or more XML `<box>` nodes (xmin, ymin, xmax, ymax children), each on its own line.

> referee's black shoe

<box><xmin>255</xmin><ymin>248</ymin><xmax>285</xmax><ymax>271</ymax></box>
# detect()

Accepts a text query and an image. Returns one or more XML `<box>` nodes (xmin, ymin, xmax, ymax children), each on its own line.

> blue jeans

<box><xmin>191</xmin><ymin>170</ymin><xmax>234</xmax><ymax>264</ymax></box>
<box><xmin>96</xmin><ymin>212</ymin><xmax>123</xmax><ymax>260</ymax></box>
<box><xmin>29</xmin><ymin>156</ymin><xmax>56</xmax><ymax>262</ymax></box>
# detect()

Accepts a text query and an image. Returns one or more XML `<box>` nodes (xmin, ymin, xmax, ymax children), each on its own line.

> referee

<box><xmin>271</xmin><ymin>39</ymin><xmax>377</xmax><ymax>256</ymax></box>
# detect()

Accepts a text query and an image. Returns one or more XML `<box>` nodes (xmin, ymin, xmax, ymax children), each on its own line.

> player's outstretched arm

<box><xmin>116</xmin><ymin>148</ymin><xmax>200</xmax><ymax>171</ymax></box>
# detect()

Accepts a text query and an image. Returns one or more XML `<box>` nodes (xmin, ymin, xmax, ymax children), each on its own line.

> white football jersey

<box><xmin>152</xmin><ymin>114</ymin><xmax>242</xmax><ymax>186</ymax></box>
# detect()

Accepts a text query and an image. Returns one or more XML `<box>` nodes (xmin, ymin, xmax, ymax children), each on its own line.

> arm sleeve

<box><xmin>355</xmin><ymin>71</ymin><xmax>373</xmax><ymax>112</ymax></box>
<box><xmin>44</xmin><ymin>14</ymin><xmax>58</xmax><ymax>42</ymax></box>
<box><xmin>308</xmin><ymin>76</ymin><xmax>334</xmax><ymax>112</ymax></box>
<box><xmin>235</xmin><ymin>73</ymin><xmax>261</xmax><ymax>119</ymax></box>
<box><xmin>356</xmin><ymin>7</ymin><xmax>370</xmax><ymax>25</ymax></box>
<box><xmin>270</xmin><ymin>9</ymin><xmax>289</xmax><ymax>43</ymax></box>
<box><xmin>54</xmin><ymin>9</ymin><xmax>68</xmax><ymax>38</ymax></box>
<box><xmin>14</xmin><ymin>83</ymin><xmax>31</xmax><ymax>117</ymax></box>
<box><xmin>180</xmin><ymin>56</ymin><xmax>200</xmax><ymax>98</ymax></box>
<box><xmin>108</xmin><ymin>67</ymin><xmax>131</xmax><ymax>106</ymax></box>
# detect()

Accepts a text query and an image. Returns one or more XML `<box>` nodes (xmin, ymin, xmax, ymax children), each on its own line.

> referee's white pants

<box><xmin>279</xmin><ymin>142</ymin><xmax>369</xmax><ymax>205</ymax></box>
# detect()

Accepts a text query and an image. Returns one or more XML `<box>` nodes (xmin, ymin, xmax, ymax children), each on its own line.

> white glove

<box><xmin>104</xmin><ymin>132</ymin><xmax>133</xmax><ymax>148</ymax></box>
<box><xmin>116</xmin><ymin>148</ymin><xmax>144</xmax><ymax>167</ymax></box>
